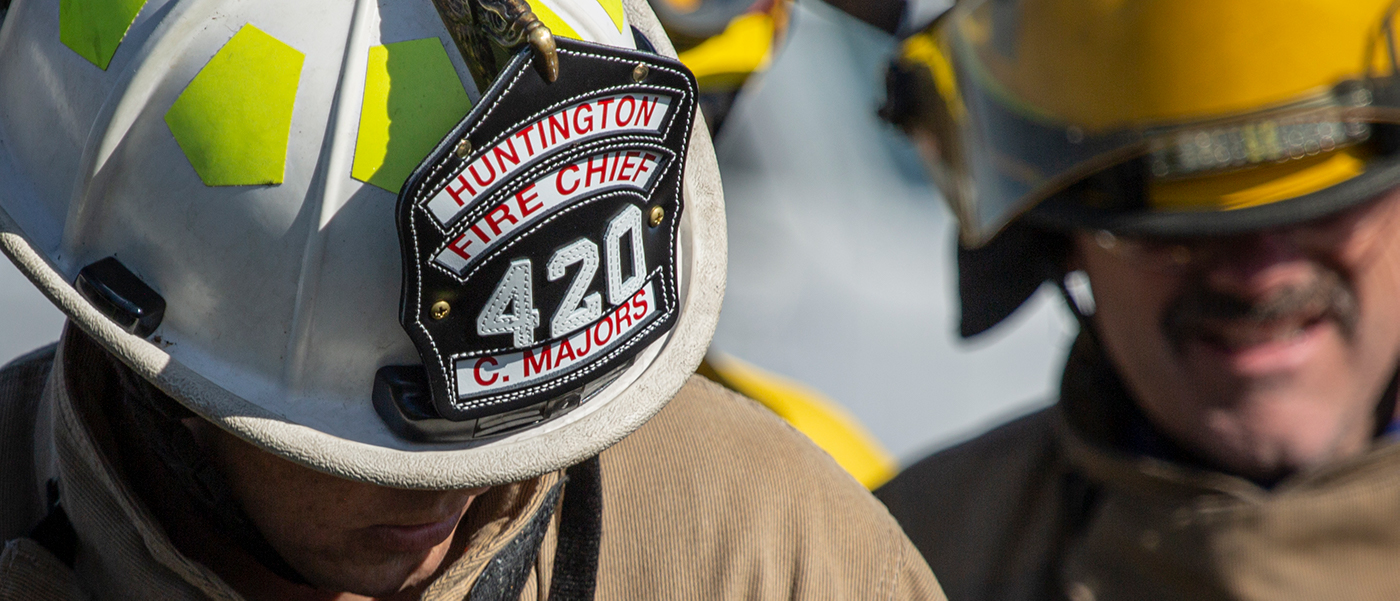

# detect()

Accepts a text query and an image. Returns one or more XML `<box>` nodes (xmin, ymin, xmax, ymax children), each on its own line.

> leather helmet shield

<box><xmin>389</xmin><ymin>38</ymin><xmax>696</xmax><ymax>440</ymax></box>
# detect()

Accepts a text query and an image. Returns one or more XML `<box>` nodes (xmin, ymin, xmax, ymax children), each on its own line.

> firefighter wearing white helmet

<box><xmin>871</xmin><ymin>0</ymin><xmax>1400</xmax><ymax>600</ymax></box>
<box><xmin>0</xmin><ymin>0</ymin><xmax>945</xmax><ymax>598</ymax></box>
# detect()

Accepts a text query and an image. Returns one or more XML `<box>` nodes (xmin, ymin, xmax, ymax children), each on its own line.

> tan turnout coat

<box><xmin>0</xmin><ymin>332</ymin><xmax>944</xmax><ymax>600</ymax></box>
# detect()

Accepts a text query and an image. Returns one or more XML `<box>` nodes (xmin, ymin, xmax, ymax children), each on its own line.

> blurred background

<box><xmin>661</xmin><ymin>0</ymin><xmax>1078</xmax><ymax>467</ymax></box>
<box><xmin>0</xmin><ymin>0</ymin><xmax>1077</xmax><ymax>469</ymax></box>
<box><xmin>0</xmin><ymin>262</ymin><xmax>64</xmax><ymax>365</ymax></box>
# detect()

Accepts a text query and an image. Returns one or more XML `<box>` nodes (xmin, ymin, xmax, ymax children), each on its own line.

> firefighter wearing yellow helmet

<box><xmin>0</xmin><ymin>0</ymin><xmax>947</xmax><ymax>598</ymax></box>
<box><xmin>873</xmin><ymin>0</ymin><xmax>1400</xmax><ymax>599</ymax></box>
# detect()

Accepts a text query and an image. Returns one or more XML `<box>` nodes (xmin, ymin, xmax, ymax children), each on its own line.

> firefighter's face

<box><xmin>190</xmin><ymin>420</ymin><xmax>488</xmax><ymax>598</ymax></box>
<box><xmin>1075</xmin><ymin>189</ymin><xmax>1400</xmax><ymax>481</ymax></box>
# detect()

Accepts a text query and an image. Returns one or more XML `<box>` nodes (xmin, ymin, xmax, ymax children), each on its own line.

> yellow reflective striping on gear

<box><xmin>165</xmin><ymin>24</ymin><xmax>304</xmax><ymax>187</ymax></box>
<box><xmin>59</xmin><ymin>0</ymin><xmax>147</xmax><ymax>70</ymax></box>
<box><xmin>676</xmin><ymin>12</ymin><xmax>774</xmax><ymax>92</ymax></box>
<box><xmin>527</xmin><ymin>0</ymin><xmax>580</xmax><ymax>40</ymax></box>
<box><xmin>659</xmin><ymin>0</ymin><xmax>701</xmax><ymax>11</ymax></box>
<box><xmin>699</xmin><ymin>354</ymin><xmax>898</xmax><ymax>490</ymax></box>
<box><xmin>352</xmin><ymin>39</ymin><xmax>472</xmax><ymax>194</ymax></box>
<box><xmin>1150</xmin><ymin>147</ymin><xmax>1368</xmax><ymax>212</ymax></box>
<box><xmin>597</xmin><ymin>0</ymin><xmax>625</xmax><ymax>34</ymax></box>
<box><xmin>899</xmin><ymin>29</ymin><xmax>964</xmax><ymax>122</ymax></box>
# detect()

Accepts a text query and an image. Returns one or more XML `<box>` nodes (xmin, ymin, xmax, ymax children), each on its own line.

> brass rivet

<box><xmin>632</xmin><ymin>63</ymin><xmax>649</xmax><ymax>83</ymax></box>
<box><xmin>648</xmin><ymin>205</ymin><xmax>665</xmax><ymax>226</ymax></box>
<box><xmin>431</xmin><ymin>301</ymin><xmax>451</xmax><ymax>320</ymax></box>
<box><xmin>455</xmin><ymin>139</ymin><xmax>472</xmax><ymax>159</ymax></box>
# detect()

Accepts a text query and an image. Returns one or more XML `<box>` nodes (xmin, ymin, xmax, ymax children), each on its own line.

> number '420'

<box><xmin>476</xmin><ymin>205</ymin><xmax>648</xmax><ymax>348</ymax></box>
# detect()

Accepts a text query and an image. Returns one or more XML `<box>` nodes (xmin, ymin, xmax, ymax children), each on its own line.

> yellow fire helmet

<box><xmin>883</xmin><ymin>0</ymin><xmax>1400</xmax><ymax>247</ymax></box>
<box><xmin>648</xmin><ymin>0</ymin><xmax>758</xmax><ymax>49</ymax></box>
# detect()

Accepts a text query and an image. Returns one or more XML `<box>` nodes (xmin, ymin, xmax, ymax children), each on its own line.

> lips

<box><xmin>1182</xmin><ymin>311</ymin><xmax>1334</xmax><ymax>376</ymax></box>
<box><xmin>1196</xmin><ymin>312</ymin><xmax>1327</xmax><ymax>352</ymax></box>
<box><xmin>364</xmin><ymin>514</ymin><xmax>463</xmax><ymax>554</ymax></box>
<box><xmin>1163</xmin><ymin>267</ymin><xmax>1359</xmax><ymax>360</ymax></box>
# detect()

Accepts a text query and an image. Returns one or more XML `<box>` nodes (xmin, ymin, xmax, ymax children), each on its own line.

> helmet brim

<box><xmin>1025</xmin><ymin>151</ymin><xmax>1400</xmax><ymax>238</ymax></box>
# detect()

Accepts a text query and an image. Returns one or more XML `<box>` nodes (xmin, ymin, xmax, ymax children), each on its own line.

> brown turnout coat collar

<box><xmin>880</xmin><ymin>332</ymin><xmax>1400</xmax><ymax>601</ymax></box>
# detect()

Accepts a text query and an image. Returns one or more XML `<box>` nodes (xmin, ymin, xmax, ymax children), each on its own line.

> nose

<box><xmin>1201</xmin><ymin>231</ymin><xmax>1317</xmax><ymax>301</ymax></box>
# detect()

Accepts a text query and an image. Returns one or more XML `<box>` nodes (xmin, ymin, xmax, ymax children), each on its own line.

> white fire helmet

<box><xmin>0</xmin><ymin>0</ymin><xmax>725</xmax><ymax>489</ymax></box>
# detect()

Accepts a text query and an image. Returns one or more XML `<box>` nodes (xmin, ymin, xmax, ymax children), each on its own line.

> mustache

<box><xmin>1161</xmin><ymin>269</ymin><xmax>1360</xmax><ymax>350</ymax></box>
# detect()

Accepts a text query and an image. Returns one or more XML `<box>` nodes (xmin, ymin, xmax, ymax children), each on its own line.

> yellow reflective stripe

<box><xmin>900</xmin><ymin>30</ymin><xmax>965</xmax><ymax>122</ymax></box>
<box><xmin>676</xmin><ymin>12</ymin><xmax>774</xmax><ymax>92</ymax></box>
<box><xmin>701</xmin><ymin>353</ymin><xmax>898</xmax><ymax>490</ymax></box>
<box><xmin>597</xmin><ymin>0</ymin><xmax>625</xmax><ymax>34</ymax></box>
<box><xmin>165</xmin><ymin>25</ymin><xmax>304</xmax><ymax>187</ymax></box>
<box><xmin>1150</xmin><ymin>148</ymin><xmax>1367</xmax><ymax>212</ymax></box>
<box><xmin>60</xmin><ymin>0</ymin><xmax>147</xmax><ymax>70</ymax></box>
<box><xmin>352</xmin><ymin>39</ymin><xmax>472</xmax><ymax>194</ymax></box>
<box><xmin>526</xmin><ymin>0</ymin><xmax>581</xmax><ymax>40</ymax></box>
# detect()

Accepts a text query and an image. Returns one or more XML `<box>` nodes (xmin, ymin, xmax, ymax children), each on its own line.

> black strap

<box><xmin>549</xmin><ymin>455</ymin><xmax>602</xmax><ymax>601</ymax></box>
<box><xmin>467</xmin><ymin>455</ymin><xmax>602</xmax><ymax>601</ymax></box>
<box><xmin>470</xmin><ymin>481</ymin><xmax>566</xmax><ymax>601</ymax></box>
<box><xmin>28</xmin><ymin>479</ymin><xmax>78</xmax><ymax>568</ymax></box>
